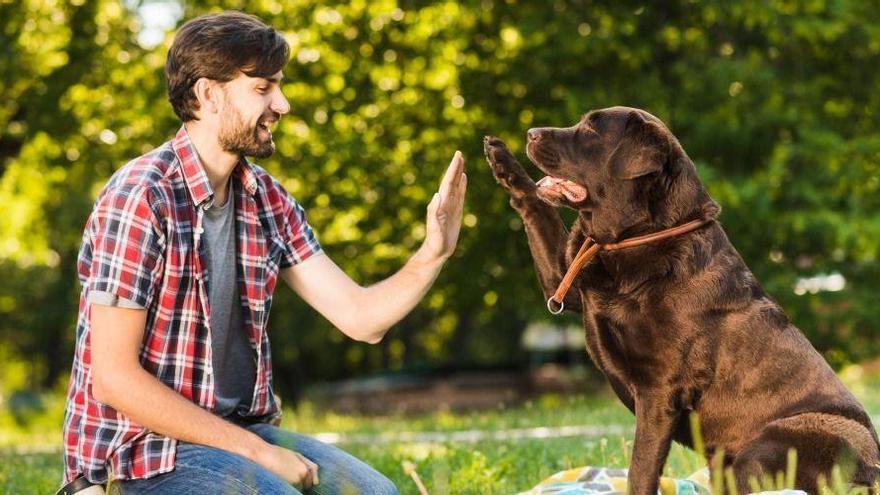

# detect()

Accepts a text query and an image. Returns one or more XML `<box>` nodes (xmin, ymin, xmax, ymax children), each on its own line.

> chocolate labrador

<box><xmin>484</xmin><ymin>106</ymin><xmax>879</xmax><ymax>493</ymax></box>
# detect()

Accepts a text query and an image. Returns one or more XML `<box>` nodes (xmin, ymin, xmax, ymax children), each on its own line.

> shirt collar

<box><xmin>172</xmin><ymin>125</ymin><xmax>259</xmax><ymax>208</ymax></box>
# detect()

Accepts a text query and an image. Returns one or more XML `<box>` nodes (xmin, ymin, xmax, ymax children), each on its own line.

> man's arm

<box><xmin>281</xmin><ymin>151</ymin><xmax>467</xmax><ymax>344</ymax></box>
<box><xmin>89</xmin><ymin>304</ymin><xmax>318</xmax><ymax>489</ymax></box>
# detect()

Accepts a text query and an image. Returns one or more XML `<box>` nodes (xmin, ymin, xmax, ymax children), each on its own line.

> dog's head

<box><xmin>526</xmin><ymin>106</ymin><xmax>718</xmax><ymax>243</ymax></box>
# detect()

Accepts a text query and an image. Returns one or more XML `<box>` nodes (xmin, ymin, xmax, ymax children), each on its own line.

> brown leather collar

<box><xmin>547</xmin><ymin>218</ymin><xmax>713</xmax><ymax>314</ymax></box>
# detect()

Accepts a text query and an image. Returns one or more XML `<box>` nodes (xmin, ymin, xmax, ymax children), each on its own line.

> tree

<box><xmin>2</xmin><ymin>0</ymin><xmax>878</xmax><ymax>398</ymax></box>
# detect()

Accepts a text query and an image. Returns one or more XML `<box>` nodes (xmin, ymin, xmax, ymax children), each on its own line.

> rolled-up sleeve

<box><xmin>280</xmin><ymin>194</ymin><xmax>322</xmax><ymax>268</ymax></box>
<box><xmin>85</xmin><ymin>185</ymin><xmax>164</xmax><ymax>309</ymax></box>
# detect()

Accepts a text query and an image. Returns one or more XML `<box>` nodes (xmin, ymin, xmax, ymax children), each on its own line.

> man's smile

<box><xmin>256</xmin><ymin>115</ymin><xmax>279</xmax><ymax>140</ymax></box>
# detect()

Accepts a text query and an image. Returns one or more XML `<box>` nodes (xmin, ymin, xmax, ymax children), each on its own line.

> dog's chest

<box><xmin>583</xmin><ymin>294</ymin><xmax>631</xmax><ymax>337</ymax></box>
<box><xmin>583</xmin><ymin>285</ymin><xmax>658</xmax><ymax>334</ymax></box>
<box><xmin>580</xmin><ymin>289</ymin><xmax>683</xmax><ymax>383</ymax></box>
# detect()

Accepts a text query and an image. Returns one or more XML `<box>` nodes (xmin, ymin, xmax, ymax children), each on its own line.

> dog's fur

<box><xmin>484</xmin><ymin>106</ymin><xmax>880</xmax><ymax>493</ymax></box>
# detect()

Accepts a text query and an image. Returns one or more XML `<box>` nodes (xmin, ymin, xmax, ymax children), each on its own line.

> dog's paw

<box><xmin>483</xmin><ymin>136</ymin><xmax>536</xmax><ymax>197</ymax></box>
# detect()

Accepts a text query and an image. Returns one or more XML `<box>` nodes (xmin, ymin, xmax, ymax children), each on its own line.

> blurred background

<box><xmin>2</xmin><ymin>0</ymin><xmax>880</xmax><ymax>490</ymax></box>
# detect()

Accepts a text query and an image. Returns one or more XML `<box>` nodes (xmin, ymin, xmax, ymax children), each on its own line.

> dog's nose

<box><xmin>527</xmin><ymin>128</ymin><xmax>544</xmax><ymax>143</ymax></box>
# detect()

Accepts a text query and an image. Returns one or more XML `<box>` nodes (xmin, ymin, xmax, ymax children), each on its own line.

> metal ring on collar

<box><xmin>546</xmin><ymin>297</ymin><xmax>564</xmax><ymax>315</ymax></box>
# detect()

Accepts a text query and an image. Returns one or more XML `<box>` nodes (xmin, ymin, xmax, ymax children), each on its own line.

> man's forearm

<box><xmin>349</xmin><ymin>149</ymin><xmax>465</xmax><ymax>341</ymax></box>
<box><xmin>94</xmin><ymin>365</ymin><xmax>265</xmax><ymax>462</ymax></box>
<box><xmin>282</xmin><ymin>152</ymin><xmax>465</xmax><ymax>343</ymax></box>
<box><xmin>353</xmin><ymin>243</ymin><xmax>446</xmax><ymax>343</ymax></box>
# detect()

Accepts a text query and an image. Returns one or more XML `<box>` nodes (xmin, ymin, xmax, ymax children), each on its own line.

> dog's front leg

<box><xmin>484</xmin><ymin>136</ymin><xmax>581</xmax><ymax>312</ymax></box>
<box><xmin>628</xmin><ymin>397</ymin><xmax>679</xmax><ymax>495</ymax></box>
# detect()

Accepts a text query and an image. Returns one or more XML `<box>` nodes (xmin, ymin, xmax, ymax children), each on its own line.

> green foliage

<box><xmin>2</xmin><ymin>0</ymin><xmax>880</xmax><ymax>397</ymax></box>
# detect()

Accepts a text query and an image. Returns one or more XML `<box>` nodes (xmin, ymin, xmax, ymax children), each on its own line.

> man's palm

<box><xmin>425</xmin><ymin>151</ymin><xmax>467</xmax><ymax>260</ymax></box>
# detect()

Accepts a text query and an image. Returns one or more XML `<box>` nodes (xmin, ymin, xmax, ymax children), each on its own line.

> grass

<box><xmin>2</xmin><ymin>365</ymin><xmax>880</xmax><ymax>494</ymax></box>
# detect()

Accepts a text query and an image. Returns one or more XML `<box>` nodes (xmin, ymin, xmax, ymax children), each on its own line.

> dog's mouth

<box><xmin>535</xmin><ymin>176</ymin><xmax>589</xmax><ymax>206</ymax></box>
<box><xmin>526</xmin><ymin>136</ymin><xmax>588</xmax><ymax>207</ymax></box>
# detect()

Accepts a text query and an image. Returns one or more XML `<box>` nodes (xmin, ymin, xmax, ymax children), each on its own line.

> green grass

<box><xmin>2</xmin><ymin>365</ymin><xmax>880</xmax><ymax>494</ymax></box>
<box><xmin>0</xmin><ymin>393</ymin><xmax>646</xmax><ymax>494</ymax></box>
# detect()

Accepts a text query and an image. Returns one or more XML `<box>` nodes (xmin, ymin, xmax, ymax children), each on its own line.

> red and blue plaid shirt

<box><xmin>62</xmin><ymin>126</ymin><xmax>322</xmax><ymax>483</ymax></box>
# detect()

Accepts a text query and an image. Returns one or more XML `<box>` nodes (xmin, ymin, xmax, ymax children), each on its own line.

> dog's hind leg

<box><xmin>484</xmin><ymin>136</ymin><xmax>581</xmax><ymax>312</ymax></box>
<box><xmin>730</xmin><ymin>413</ymin><xmax>880</xmax><ymax>493</ymax></box>
<box><xmin>729</xmin><ymin>437</ymin><xmax>782</xmax><ymax>494</ymax></box>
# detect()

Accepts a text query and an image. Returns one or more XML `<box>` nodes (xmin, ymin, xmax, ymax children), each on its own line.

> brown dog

<box><xmin>484</xmin><ymin>106</ymin><xmax>879</xmax><ymax>493</ymax></box>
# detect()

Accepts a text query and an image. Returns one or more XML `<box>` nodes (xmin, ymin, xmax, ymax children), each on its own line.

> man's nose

<box><xmin>527</xmin><ymin>128</ymin><xmax>545</xmax><ymax>142</ymax></box>
<box><xmin>271</xmin><ymin>88</ymin><xmax>290</xmax><ymax>115</ymax></box>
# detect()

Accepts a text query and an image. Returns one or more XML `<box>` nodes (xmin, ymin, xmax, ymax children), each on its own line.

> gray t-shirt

<box><xmin>89</xmin><ymin>182</ymin><xmax>256</xmax><ymax>417</ymax></box>
<box><xmin>202</xmin><ymin>187</ymin><xmax>256</xmax><ymax>416</ymax></box>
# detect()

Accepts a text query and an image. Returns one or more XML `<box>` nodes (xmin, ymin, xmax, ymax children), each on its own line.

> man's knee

<box><xmin>369</xmin><ymin>473</ymin><xmax>399</xmax><ymax>495</ymax></box>
<box><xmin>339</xmin><ymin>466</ymin><xmax>398</xmax><ymax>495</ymax></box>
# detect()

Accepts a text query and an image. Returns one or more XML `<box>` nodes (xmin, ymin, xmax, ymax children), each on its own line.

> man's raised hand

<box><xmin>424</xmin><ymin>151</ymin><xmax>467</xmax><ymax>261</ymax></box>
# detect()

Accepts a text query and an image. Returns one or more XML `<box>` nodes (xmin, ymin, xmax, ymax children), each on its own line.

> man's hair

<box><xmin>165</xmin><ymin>11</ymin><xmax>289</xmax><ymax>122</ymax></box>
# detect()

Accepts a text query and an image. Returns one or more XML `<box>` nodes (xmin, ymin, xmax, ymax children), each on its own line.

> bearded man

<box><xmin>61</xmin><ymin>11</ymin><xmax>466</xmax><ymax>494</ymax></box>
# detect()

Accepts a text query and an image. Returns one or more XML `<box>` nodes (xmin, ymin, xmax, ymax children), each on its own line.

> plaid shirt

<box><xmin>62</xmin><ymin>126</ymin><xmax>322</xmax><ymax>483</ymax></box>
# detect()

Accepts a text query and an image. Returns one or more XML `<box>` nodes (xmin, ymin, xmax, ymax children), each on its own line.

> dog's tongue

<box><xmin>536</xmin><ymin>176</ymin><xmax>588</xmax><ymax>203</ymax></box>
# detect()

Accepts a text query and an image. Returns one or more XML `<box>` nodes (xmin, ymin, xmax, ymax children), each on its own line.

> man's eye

<box><xmin>257</xmin><ymin>86</ymin><xmax>269</xmax><ymax>93</ymax></box>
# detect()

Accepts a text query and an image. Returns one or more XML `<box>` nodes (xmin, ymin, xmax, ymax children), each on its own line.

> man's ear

<box><xmin>192</xmin><ymin>77</ymin><xmax>221</xmax><ymax>115</ymax></box>
<box><xmin>609</xmin><ymin>111</ymin><xmax>671</xmax><ymax>180</ymax></box>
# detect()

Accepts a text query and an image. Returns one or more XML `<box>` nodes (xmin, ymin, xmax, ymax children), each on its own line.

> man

<box><xmin>61</xmin><ymin>11</ymin><xmax>466</xmax><ymax>494</ymax></box>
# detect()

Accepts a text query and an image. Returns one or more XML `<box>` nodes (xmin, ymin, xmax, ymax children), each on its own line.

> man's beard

<box><xmin>218</xmin><ymin>106</ymin><xmax>279</xmax><ymax>159</ymax></box>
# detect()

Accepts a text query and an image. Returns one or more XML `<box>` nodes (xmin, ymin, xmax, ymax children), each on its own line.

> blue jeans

<box><xmin>112</xmin><ymin>423</ymin><xmax>399</xmax><ymax>494</ymax></box>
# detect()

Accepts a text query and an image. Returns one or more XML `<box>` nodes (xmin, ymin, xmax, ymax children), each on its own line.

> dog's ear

<box><xmin>609</xmin><ymin>111</ymin><xmax>671</xmax><ymax>180</ymax></box>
